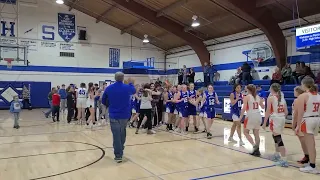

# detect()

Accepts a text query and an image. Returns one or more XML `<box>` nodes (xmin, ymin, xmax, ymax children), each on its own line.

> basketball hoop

<box><xmin>4</xmin><ymin>58</ymin><xmax>14</xmax><ymax>69</ymax></box>
<box><xmin>252</xmin><ymin>58</ymin><xmax>264</xmax><ymax>68</ymax></box>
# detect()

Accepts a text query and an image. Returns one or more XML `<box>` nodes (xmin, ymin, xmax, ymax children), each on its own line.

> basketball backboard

<box><xmin>0</xmin><ymin>43</ymin><xmax>28</xmax><ymax>67</ymax></box>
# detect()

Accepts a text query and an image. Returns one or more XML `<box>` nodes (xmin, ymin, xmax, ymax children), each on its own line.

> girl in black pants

<box><xmin>66</xmin><ymin>86</ymin><xmax>75</xmax><ymax>123</ymax></box>
<box><xmin>136</xmin><ymin>84</ymin><xmax>155</xmax><ymax>134</ymax></box>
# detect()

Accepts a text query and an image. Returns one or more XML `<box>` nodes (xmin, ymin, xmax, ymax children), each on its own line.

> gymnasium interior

<box><xmin>0</xmin><ymin>0</ymin><xmax>319</xmax><ymax>179</ymax></box>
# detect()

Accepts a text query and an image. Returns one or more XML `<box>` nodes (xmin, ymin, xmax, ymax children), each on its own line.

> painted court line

<box><xmin>190</xmin><ymin>165</ymin><xmax>276</xmax><ymax>180</ymax></box>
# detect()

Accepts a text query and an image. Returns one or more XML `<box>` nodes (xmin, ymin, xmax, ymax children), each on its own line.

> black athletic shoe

<box><xmin>166</xmin><ymin>124</ymin><xmax>170</xmax><ymax>131</ymax></box>
<box><xmin>250</xmin><ymin>148</ymin><xmax>261</xmax><ymax>157</ymax></box>
<box><xmin>114</xmin><ymin>157</ymin><xmax>123</xmax><ymax>163</ymax></box>
<box><xmin>186</xmin><ymin>126</ymin><xmax>189</xmax><ymax>132</ymax></box>
<box><xmin>194</xmin><ymin>127</ymin><xmax>199</xmax><ymax>133</ymax></box>
<box><xmin>207</xmin><ymin>132</ymin><xmax>213</xmax><ymax>139</ymax></box>
<box><xmin>202</xmin><ymin>129</ymin><xmax>207</xmax><ymax>133</ymax></box>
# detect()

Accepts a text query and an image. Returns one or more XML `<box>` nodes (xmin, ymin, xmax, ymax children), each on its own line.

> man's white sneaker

<box><xmin>299</xmin><ymin>165</ymin><xmax>318</xmax><ymax>174</ymax></box>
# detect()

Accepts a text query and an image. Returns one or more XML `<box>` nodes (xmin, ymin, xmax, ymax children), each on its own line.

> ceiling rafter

<box><xmin>121</xmin><ymin>20</ymin><xmax>145</xmax><ymax>34</ymax></box>
<box><xmin>256</xmin><ymin>0</ymin><xmax>277</xmax><ymax>7</ymax></box>
<box><xmin>111</xmin><ymin>0</ymin><xmax>210</xmax><ymax>65</ymax></box>
<box><xmin>156</xmin><ymin>0</ymin><xmax>190</xmax><ymax>17</ymax></box>
<box><xmin>96</xmin><ymin>5</ymin><xmax>115</xmax><ymax>23</ymax></box>
<box><xmin>209</xmin><ymin>0</ymin><xmax>286</xmax><ymax>68</ymax></box>
<box><xmin>67</xmin><ymin>0</ymin><xmax>78</xmax><ymax>11</ymax></box>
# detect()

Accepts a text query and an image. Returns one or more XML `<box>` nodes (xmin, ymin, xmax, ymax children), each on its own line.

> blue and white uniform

<box><xmin>230</xmin><ymin>92</ymin><xmax>242</xmax><ymax>121</ymax></box>
<box><xmin>131</xmin><ymin>95</ymin><xmax>137</xmax><ymax>113</ymax></box>
<box><xmin>188</xmin><ymin>89</ymin><xmax>197</xmax><ymax>116</ymax></box>
<box><xmin>198</xmin><ymin>94</ymin><xmax>206</xmax><ymax>117</ymax></box>
<box><xmin>204</xmin><ymin>91</ymin><xmax>217</xmax><ymax>119</ymax></box>
<box><xmin>135</xmin><ymin>92</ymin><xmax>142</xmax><ymax>113</ymax></box>
<box><xmin>166</xmin><ymin>91</ymin><xmax>175</xmax><ymax>113</ymax></box>
<box><xmin>179</xmin><ymin>91</ymin><xmax>189</xmax><ymax>118</ymax></box>
<box><xmin>174</xmin><ymin>92</ymin><xmax>180</xmax><ymax>115</ymax></box>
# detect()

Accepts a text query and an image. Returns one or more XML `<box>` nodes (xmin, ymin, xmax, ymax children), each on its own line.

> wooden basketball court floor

<box><xmin>0</xmin><ymin>109</ymin><xmax>319</xmax><ymax>180</ymax></box>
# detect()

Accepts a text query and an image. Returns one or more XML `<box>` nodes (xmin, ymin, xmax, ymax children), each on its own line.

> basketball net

<box><xmin>252</xmin><ymin>58</ymin><xmax>263</xmax><ymax>68</ymax></box>
<box><xmin>4</xmin><ymin>58</ymin><xmax>14</xmax><ymax>69</ymax></box>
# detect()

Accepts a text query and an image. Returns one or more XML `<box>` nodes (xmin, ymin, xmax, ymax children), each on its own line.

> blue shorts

<box><xmin>205</xmin><ymin>107</ymin><xmax>216</xmax><ymax>119</ymax></box>
<box><xmin>166</xmin><ymin>104</ymin><xmax>175</xmax><ymax>113</ymax></box>
<box><xmin>179</xmin><ymin>106</ymin><xmax>189</xmax><ymax>118</ymax></box>
<box><xmin>188</xmin><ymin>104</ymin><xmax>197</xmax><ymax>116</ymax></box>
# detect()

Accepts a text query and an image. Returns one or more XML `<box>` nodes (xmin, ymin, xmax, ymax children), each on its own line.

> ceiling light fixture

<box><xmin>56</xmin><ymin>0</ymin><xmax>64</xmax><ymax>4</ymax></box>
<box><xmin>143</xmin><ymin>34</ymin><xmax>149</xmax><ymax>43</ymax></box>
<box><xmin>191</xmin><ymin>15</ymin><xmax>200</xmax><ymax>27</ymax></box>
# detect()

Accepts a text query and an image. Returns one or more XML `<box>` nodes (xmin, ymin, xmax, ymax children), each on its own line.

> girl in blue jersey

<box><xmin>202</xmin><ymin>84</ymin><xmax>220</xmax><ymax>139</ymax></box>
<box><xmin>164</xmin><ymin>85</ymin><xmax>175</xmax><ymax>131</ymax></box>
<box><xmin>174</xmin><ymin>84</ymin><xmax>191</xmax><ymax>134</ymax></box>
<box><xmin>187</xmin><ymin>83</ymin><xmax>199</xmax><ymax>132</ymax></box>
<box><xmin>196</xmin><ymin>88</ymin><xmax>207</xmax><ymax>133</ymax></box>
<box><xmin>129</xmin><ymin>85</ymin><xmax>141</xmax><ymax>128</ymax></box>
<box><xmin>174</xmin><ymin>85</ymin><xmax>182</xmax><ymax>130</ymax></box>
<box><xmin>228</xmin><ymin>84</ymin><xmax>245</xmax><ymax>145</ymax></box>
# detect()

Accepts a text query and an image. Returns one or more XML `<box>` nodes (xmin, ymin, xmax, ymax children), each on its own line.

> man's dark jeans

<box><xmin>110</xmin><ymin>119</ymin><xmax>128</xmax><ymax>158</ymax></box>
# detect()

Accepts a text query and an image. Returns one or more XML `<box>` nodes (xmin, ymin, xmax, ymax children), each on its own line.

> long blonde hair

<box><xmin>270</xmin><ymin>83</ymin><xmax>281</xmax><ymax>105</ymax></box>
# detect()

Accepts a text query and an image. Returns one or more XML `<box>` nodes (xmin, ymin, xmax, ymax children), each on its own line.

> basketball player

<box><xmin>86</xmin><ymin>82</ymin><xmax>96</xmax><ymax>128</ymax></box>
<box><xmin>164</xmin><ymin>85</ymin><xmax>175</xmax><ymax>131</ymax></box>
<box><xmin>239</xmin><ymin>84</ymin><xmax>264</xmax><ymax>156</ymax></box>
<box><xmin>77</xmin><ymin>83</ymin><xmax>87</xmax><ymax>124</ymax></box>
<box><xmin>295</xmin><ymin>77</ymin><xmax>320</xmax><ymax>174</ymax></box>
<box><xmin>292</xmin><ymin>86</ymin><xmax>309</xmax><ymax>165</ymax></box>
<box><xmin>228</xmin><ymin>84</ymin><xmax>245</xmax><ymax>145</ymax></box>
<box><xmin>187</xmin><ymin>83</ymin><xmax>198</xmax><ymax>132</ymax></box>
<box><xmin>174</xmin><ymin>84</ymin><xmax>189</xmax><ymax>134</ymax></box>
<box><xmin>129</xmin><ymin>85</ymin><xmax>141</xmax><ymax>128</ymax></box>
<box><xmin>202</xmin><ymin>84</ymin><xmax>220</xmax><ymax>139</ymax></box>
<box><xmin>262</xmin><ymin>83</ymin><xmax>289</xmax><ymax>167</ymax></box>
<box><xmin>196</xmin><ymin>88</ymin><xmax>207</xmax><ymax>133</ymax></box>
<box><xmin>174</xmin><ymin>85</ymin><xmax>182</xmax><ymax>130</ymax></box>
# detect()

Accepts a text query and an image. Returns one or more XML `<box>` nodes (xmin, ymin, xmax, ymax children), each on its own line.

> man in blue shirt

<box><xmin>257</xmin><ymin>85</ymin><xmax>267</xmax><ymax>99</ymax></box>
<box><xmin>102</xmin><ymin>72</ymin><xmax>136</xmax><ymax>163</ymax></box>
<box><xmin>58</xmin><ymin>84</ymin><xmax>67</xmax><ymax>114</ymax></box>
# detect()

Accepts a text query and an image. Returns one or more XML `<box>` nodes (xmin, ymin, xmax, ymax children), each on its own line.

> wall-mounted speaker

<box><xmin>79</xmin><ymin>30</ymin><xmax>87</xmax><ymax>40</ymax></box>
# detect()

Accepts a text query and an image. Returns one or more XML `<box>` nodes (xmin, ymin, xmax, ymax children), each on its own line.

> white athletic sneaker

<box><xmin>180</xmin><ymin>131</ymin><xmax>187</xmax><ymax>135</ymax></box>
<box><xmin>239</xmin><ymin>140</ymin><xmax>245</xmax><ymax>146</ymax></box>
<box><xmin>299</xmin><ymin>165</ymin><xmax>318</xmax><ymax>174</ymax></box>
<box><xmin>147</xmin><ymin>130</ymin><xmax>156</xmax><ymax>134</ymax></box>
<box><xmin>228</xmin><ymin>137</ymin><xmax>237</xmax><ymax>143</ymax></box>
<box><xmin>275</xmin><ymin>159</ymin><xmax>289</xmax><ymax>167</ymax></box>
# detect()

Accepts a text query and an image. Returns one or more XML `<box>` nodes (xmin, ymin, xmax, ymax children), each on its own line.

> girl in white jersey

<box><xmin>239</xmin><ymin>84</ymin><xmax>265</xmax><ymax>157</ymax></box>
<box><xmin>86</xmin><ymin>83</ymin><xmax>96</xmax><ymax>128</ymax></box>
<box><xmin>296</xmin><ymin>77</ymin><xmax>320</xmax><ymax>174</ymax></box>
<box><xmin>263</xmin><ymin>83</ymin><xmax>288</xmax><ymax>167</ymax></box>
<box><xmin>77</xmin><ymin>83</ymin><xmax>87</xmax><ymax>124</ymax></box>
<box><xmin>292</xmin><ymin>86</ymin><xmax>309</xmax><ymax>165</ymax></box>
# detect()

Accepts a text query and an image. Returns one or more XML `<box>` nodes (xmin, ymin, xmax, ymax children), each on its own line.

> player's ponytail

<box><xmin>301</xmin><ymin>77</ymin><xmax>318</xmax><ymax>93</ymax></box>
<box><xmin>247</xmin><ymin>84</ymin><xmax>257</xmax><ymax>100</ymax></box>
<box><xmin>270</xmin><ymin>83</ymin><xmax>281</xmax><ymax>105</ymax></box>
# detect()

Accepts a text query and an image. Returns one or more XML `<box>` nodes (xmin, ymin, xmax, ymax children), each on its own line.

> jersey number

<box><xmin>238</xmin><ymin>101</ymin><xmax>242</xmax><ymax>107</ymax></box>
<box><xmin>209</xmin><ymin>99</ymin><xmax>215</xmax><ymax>105</ymax></box>
<box><xmin>277</xmin><ymin>105</ymin><xmax>285</xmax><ymax>113</ymax></box>
<box><xmin>313</xmin><ymin>103</ymin><xmax>320</xmax><ymax>112</ymax></box>
<box><xmin>253</xmin><ymin>102</ymin><xmax>259</xmax><ymax>109</ymax></box>
<box><xmin>79</xmin><ymin>90</ymin><xmax>86</xmax><ymax>95</ymax></box>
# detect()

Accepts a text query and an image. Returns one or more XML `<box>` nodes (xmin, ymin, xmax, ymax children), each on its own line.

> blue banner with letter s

<box><xmin>109</xmin><ymin>48</ymin><xmax>120</xmax><ymax>67</ymax></box>
<box><xmin>296</xmin><ymin>24</ymin><xmax>320</xmax><ymax>48</ymax></box>
<box><xmin>58</xmin><ymin>13</ymin><xmax>76</xmax><ymax>43</ymax></box>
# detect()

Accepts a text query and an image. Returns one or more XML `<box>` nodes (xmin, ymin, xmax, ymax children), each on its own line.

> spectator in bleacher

<box><xmin>281</xmin><ymin>63</ymin><xmax>292</xmax><ymax>84</ymax></box>
<box><xmin>270</xmin><ymin>67</ymin><xmax>282</xmax><ymax>85</ymax></box>
<box><xmin>183</xmin><ymin>65</ymin><xmax>188</xmax><ymax>84</ymax></box>
<box><xmin>178</xmin><ymin>68</ymin><xmax>183</xmax><ymax>85</ymax></box>
<box><xmin>229</xmin><ymin>67</ymin><xmax>241</xmax><ymax>85</ymax></box>
<box><xmin>295</xmin><ymin>62</ymin><xmax>306</xmax><ymax>83</ymax></box>
<box><xmin>209</xmin><ymin>62</ymin><xmax>218</xmax><ymax>84</ymax></box>
<box><xmin>203</xmin><ymin>62</ymin><xmax>210</xmax><ymax>86</ymax></box>
<box><xmin>299</xmin><ymin>66</ymin><xmax>315</xmax><ymax>83</ymax></box>
<box><xmin>188</xmin><ymin>68</ymin><xmax>195</xmax><ymax>83</ymax></box>
<box><xmin>241</xmin><ymin>62</ymin><xmax>251</xmax><ymax>85</ymax></box>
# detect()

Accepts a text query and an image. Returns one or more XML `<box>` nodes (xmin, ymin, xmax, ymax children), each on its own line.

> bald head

<box><xmin>115</xmin><ymin>72</ymin><xmax>124</xmax><ymax>82</ymax></box>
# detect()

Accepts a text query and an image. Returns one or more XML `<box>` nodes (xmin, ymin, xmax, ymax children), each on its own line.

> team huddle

<box><xmin>126</xmin><ymin>77</ymin><xmax>319</xmax><ymax>174</ymax></box>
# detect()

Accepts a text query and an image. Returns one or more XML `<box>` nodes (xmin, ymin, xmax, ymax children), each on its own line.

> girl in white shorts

<box><xmin>263</xmin><ymin>83</ymin><xmax>288</xmax><ymax>167</ymax></box>
<box><xmin>292</xmin><ymin>86</ymin><xmax>309</xmax><ymax>165</ymax></box>
<box><xmin>86</xmin><ymin>83</ymin><xmax>96</xmax><ymax>128</ymax></box>
<box><xmin>77</xmin><ymin>83</ymin><xmax>87</xmax><ymax>124</ymax></box>
<box><xmin>239</xmin><ymin>84</ymin><xmax>264</xmax><ymax>157</ymax></box>
<box><xmin>197</xmin><ymin>88</ymin><xmax>207</xmax><ymax>133</ymax></box>
<box><xmin>295</xmin><ymin>77</ymin><xmax>320</xmax><ymax>174</ymax></box>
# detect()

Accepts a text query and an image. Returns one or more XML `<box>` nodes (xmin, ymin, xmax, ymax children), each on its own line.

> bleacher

<box><xmin>194</xmin><ymin>80</ymin><xmax>320</xmax><ymax>119</ymax></box>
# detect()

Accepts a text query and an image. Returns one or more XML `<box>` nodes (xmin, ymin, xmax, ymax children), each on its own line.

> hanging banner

<box><xmin>19</xmin><ymin>40</ymin><xmax>38</xmax><ymax>51</ymax></box>
<box><xmin>109</xmin><ymin>48</ymin><xmax>120</xmax><ymax>67</ymax></box>
<box><xmin>296</xmin><ymin>24</ymin><xmax>320</xmax><ymax>48</ymax></box>
<box><xmin>41</xmin><ymin>41</ymin><xmax>57</xmax><ymax>48</ymax></box>
<box><xmin>60</xmin><ymin>43</ymin><xmax>75</xmax><ymax>51</ymax></box>
<box><xmin>58</xmin><ymin>13</ymin><xmax>76</xmax><ymax>42</ymax></box>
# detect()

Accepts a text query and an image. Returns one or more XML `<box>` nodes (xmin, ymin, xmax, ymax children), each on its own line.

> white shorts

<box><xmin>87</xmin><ymin>99</ymin><xmax>94</xmax><ymax>108</ymax></box>
<box><xmin>269</xmin><ymin>116</ymin><xmax>285</xmax><ymax>134</ymax></box>
<box><xmin>174</xmin><ymin>109</ymin><xmax>179</xmax><ymax>115</ymax></box>
<box><xmin>77</xmin><ymin>98</ymin><xmax>87</xmax><ymax>109</ymax></box>
<box><xmin>132</xmin><ymin>109</ymin><xmax>137</xmax><ymax>114</ymax></box>
<box><xmin>244</xmin><ymin>113</ymin><xmax>261</xmax><ymax>130</ymax></box>
<box><xmin>232</xmin><ymin>114</ymin><xmax>240</xmax><ymax>121</ymax></box>
<box><xmin>199</xmin><ymin>112</ymin><xmax>207</xmax><ymax>118</ymax></box>
<box><xmin>301</xmin><ymin>117</ymin><xmax>320</xmax><ymax>136</ymax></box>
